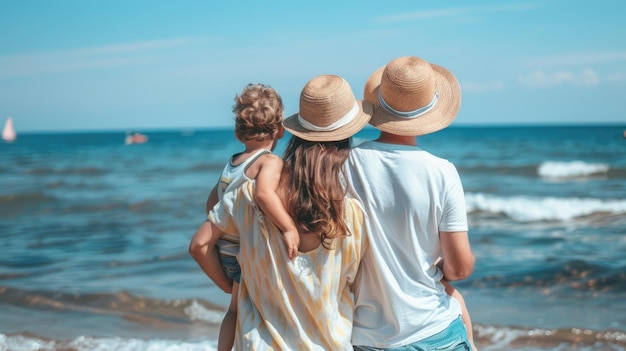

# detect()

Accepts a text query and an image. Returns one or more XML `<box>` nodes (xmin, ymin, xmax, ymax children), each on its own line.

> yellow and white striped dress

<box><xmin>209</xmin><ymin>180</ymin><xmax>368</xmax><ymax>351</ymax></box>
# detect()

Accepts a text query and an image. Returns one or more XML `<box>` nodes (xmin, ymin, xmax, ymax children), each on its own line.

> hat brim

<box><xmin>283</xmin><ymin>100</ymin><xmax>373</xmax><ymax>142</ymax></box>
<box><xmin>365</xmin><ymin>64</ymin><xmax>461</xmax><ymax>136</ymax></box>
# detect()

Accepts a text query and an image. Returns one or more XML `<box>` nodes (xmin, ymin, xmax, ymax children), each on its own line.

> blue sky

<box><xmin>1</xmin><ymin>0</ymin><xmax>625</xmax><ymax>132</ymax></box>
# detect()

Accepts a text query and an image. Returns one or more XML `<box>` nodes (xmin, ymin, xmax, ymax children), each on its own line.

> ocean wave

<box><xmin>0</xmin><ymin>287</ymin><xmax>224</xmax><ymax>325</ymax></box>
<box><xmin>474</xmin><ymin>324</ymin><xmax>626</xmax><ymax>351</ymax></box>
<box><xmin>24</xmin><ymin>166</ymin><xmax>108</xmax><ymax>176</ymax></box>
<box><xmin>456</xmin><ymin>162</ymin><xmax>626</xmax><ymax>180</ymax></box>
<box><xmin>469</xmin><ymin>260</ymin><xmax>626</xmax><ymax>293</ymax></box>
<box><xmin>0</xmin><ymin>192</ymin><xmax>59</xmax><ymax>217</ymax></box>
<box><xmin>45</xmin><ymin>180</ymin><xmax>112</xmax><ymax>191</ymax></box>
<box><xmin>187</xmin><ymin>163</ymin><xmax>226</xmax><ymax>172</ymax></box>
<box><xmin>466</xmin><ymin>192</ymin><xmax>626</xmax><ymax>222</ymax></box>
<box><xmin>0</xmin><ymin>334</ymin><xmax>218</xmax><ymax>351</ymax></box>
<box><xmin>458</xmin><ymin>164</ymin><xmax>540</xmax><ymax>177</ymax></box>
<box><xmin>45</xmin><ymin>198</ymin><xmax>175</xmax><ymax>216</ymax></box>
<box><xmin>538</xmin><ymin>161</ymin><xmax>609</xmax><ymax>179</ymax></box>
<box><xmin>0</xmin><ymin>192</ymin><xmax>57</xmax><ymax>205</ymax></box>
<box><xmin>2</xmin><ymin>324</ymin><xmax>625</xmax><ymax>351</ymax></box>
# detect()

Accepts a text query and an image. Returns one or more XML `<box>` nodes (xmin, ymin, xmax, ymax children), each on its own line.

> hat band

<box><xmin>297</xmin><ymin>101</ymin><xmax>360</xmax><ymax>132</ymax></box>
<box><xmin>378</xmin><ymin>90</ymin><xmax>439</xmax><ymax>119</ymax></box>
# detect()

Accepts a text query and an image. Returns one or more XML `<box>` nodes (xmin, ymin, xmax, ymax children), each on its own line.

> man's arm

<box><xmin>439</xmin><ymin>230</ymin><xmax>474</xmax><ymax>281</ymax></box>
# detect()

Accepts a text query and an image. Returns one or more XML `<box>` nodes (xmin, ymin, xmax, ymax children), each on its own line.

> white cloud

<box><xmin>524</xmin><ymin>51</ymin><xmax>626</xmax><ymax>68</ymax></box>
<box><xmin>375</xmin><ymin>3</ymin><xmax>540</xmax><ymax>23</ymax></box>
<box><xmin>462</xmin><ymin>81</ymin><xmax>505</xmax><ymax>93</ymax></box>
<box><xmin>0</xmin><ymin>37</ymin><xmax>212</xmax><ymax>77</ymax></box>
<box><xmin>75</xmin><ymin>37</ymin><xmax>210</xmax><ymax>55</ymax></box>
<box><xmin>607</xmin><ymin>72</ymin><xmax>626</xmax><ymax>81</ymax></box>
<box><xmin>518</xmin><ymin>68</ymin><xmax>600</xmax><ymax>88</ymax></box>
<box><xmin>448</xmin><ymin>17</ymin><xmax>483</xmax><ymax>24</ymax></box>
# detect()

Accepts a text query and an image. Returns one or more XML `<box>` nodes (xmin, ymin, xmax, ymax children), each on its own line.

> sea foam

<box><xmin>538</xmin><ymin>161</ymin><xmax>609</xmax><ymax>179</ymax></box>
<box><xmin>0</xmin><ymin>334</ymin><xmax>218</xmax><ymax>351</ymax></box>
<box><xmin>183</xmin><ymin>299</ymin><xmax>224</xmax><ymax>323</ymax></box>
<box><xmin>466</xmin><ymin>193</ymin><xmax>626</xmax><ymax>222</ymax></box>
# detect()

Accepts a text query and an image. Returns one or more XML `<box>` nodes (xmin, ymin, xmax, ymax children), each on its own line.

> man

<box><xmin>347</xmin><ymin>56</ymin><xmax>476</xmax><ymax>351</ymax></box>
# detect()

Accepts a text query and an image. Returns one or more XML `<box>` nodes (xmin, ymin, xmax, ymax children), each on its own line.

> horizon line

<box><xmin>8</xmin><ymin>122</ymin><xmax>626</xmax><ymax>136</ymax></box>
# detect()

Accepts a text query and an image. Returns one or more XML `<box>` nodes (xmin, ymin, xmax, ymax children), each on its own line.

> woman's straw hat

<box><xmin>284</xmin><ymin>75</ymin><xmax>373</xmax><ymax>142</ymax></box>
<box><xmin>364</xmin><ymin>56</ymin><xmax>461</xmax><ymax>136</ymax></box>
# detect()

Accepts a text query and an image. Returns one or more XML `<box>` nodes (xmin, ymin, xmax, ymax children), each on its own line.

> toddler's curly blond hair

<box><xmin>233</xmin><ymin>84</ymin><xmax>284</xmax><ymax>142</ymax></box>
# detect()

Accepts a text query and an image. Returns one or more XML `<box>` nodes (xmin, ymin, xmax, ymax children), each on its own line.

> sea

<box><xmin>1</xmin><ymin>125</ymin><xmax>625</xmax><ymax>351</ymax></box>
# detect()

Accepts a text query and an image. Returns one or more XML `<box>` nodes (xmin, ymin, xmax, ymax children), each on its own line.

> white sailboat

<box><xmin>2</xmin><ymin>117</ymin><xmax>16</xmax><ymax>142</ymax></box>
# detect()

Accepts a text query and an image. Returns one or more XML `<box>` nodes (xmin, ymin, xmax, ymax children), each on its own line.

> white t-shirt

<box><xmin>345</xmin><ymin>140</ymin><xmax>468</xmax><ymax>348</ymax></box>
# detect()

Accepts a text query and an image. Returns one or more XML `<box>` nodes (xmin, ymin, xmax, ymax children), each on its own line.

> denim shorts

<box><xmin>219</xmin><ymin>254</ymin><xmax>241</xmax><ymax>283</ymax></box>
<box><xmin>353</xmin><ymin>317</ymin><xmax>471</xmax><ymax>351</ymax></box>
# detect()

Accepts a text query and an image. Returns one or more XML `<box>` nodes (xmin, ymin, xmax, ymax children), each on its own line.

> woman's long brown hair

<box><xmin>281</xmin><ymin>136</ymin><xmax>351</xmax><ymax>249</ymax></box>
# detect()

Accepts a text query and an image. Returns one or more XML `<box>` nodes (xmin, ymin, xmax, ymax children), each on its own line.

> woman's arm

<box><xmin>205</xmin><ymin>182</ymin><xmax>219</xmax><ymax>215</ymax></box>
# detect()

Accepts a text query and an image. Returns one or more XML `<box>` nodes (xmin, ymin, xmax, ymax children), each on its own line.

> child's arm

<box><xmin>254</xmin><ymin>155</ymin><xmax>300</xmax><ymax>259</ymax></box>
<box><xmin>189</xmin><ymin>220</ymin><xmax>233</xmax><ymax>293</ymax></box>
<box><xmin>205</xmin><ymin>182</ymin><xmax>219</xmax><ymax>215</ymax></box>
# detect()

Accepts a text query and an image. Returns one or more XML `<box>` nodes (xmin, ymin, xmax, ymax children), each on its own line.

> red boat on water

<box><xmin>125</xmin><ymin>132</ymin><xmax>148</xmax><ymax>145</ymax></box>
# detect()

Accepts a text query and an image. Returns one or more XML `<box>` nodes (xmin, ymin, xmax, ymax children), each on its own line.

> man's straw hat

<box><xmin>364</xmin><ymin>56</ymin><xmax>461</xmax><ymax>136</ymax></box>
<box><xmin>284</xmin><ymin>75</ymin><xmax>372</xmax><ymax>142</ymax></box>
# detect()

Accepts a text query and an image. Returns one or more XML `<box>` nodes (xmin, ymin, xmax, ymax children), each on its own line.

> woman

<box><xmin>195</xmin><ymin>74</ymin><xmax>373</xmax><ymax>350</ymax></box>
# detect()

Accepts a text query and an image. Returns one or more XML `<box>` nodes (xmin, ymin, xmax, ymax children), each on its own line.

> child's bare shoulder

<box><xmin>246</xmin><ymin>152</ymin><xmax>282</xmax><ymax>179</ymax></box>
<box><xmin>260</xmin><ymin>153</ymin><xmax>283</xmax><ymax>163</ymax></box>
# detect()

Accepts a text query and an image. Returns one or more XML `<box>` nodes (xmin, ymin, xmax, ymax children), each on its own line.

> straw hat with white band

<box><xmin>364</xmin><ymin>56</ymin><xmax>461</xmax><ymax>136</ymax></box>
<box><xmin>284</xmin><ymin>75</ymin><xmax>373</xmax><ymax>142</ymax></box>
